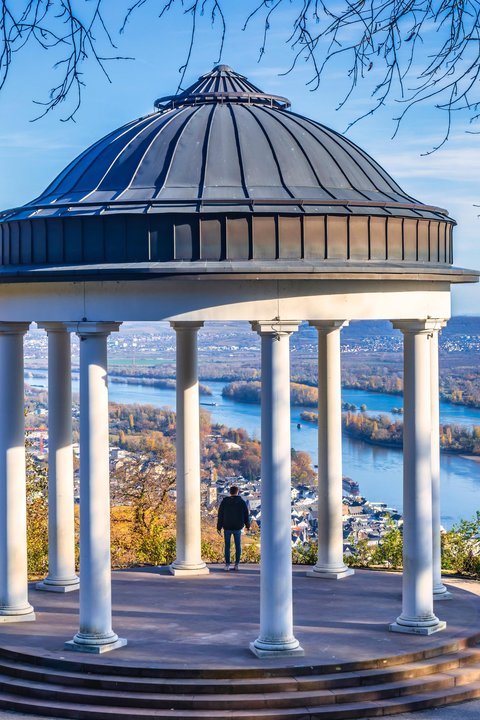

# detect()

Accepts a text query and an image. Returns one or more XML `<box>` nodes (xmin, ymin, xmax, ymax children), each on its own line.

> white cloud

<box><xmin>375</xmin><ymin>146</ymin><xmax>480</xmax><ymax>183</ymax></box>
<box><xmin>0</xmin><ymin>133</ymin><xmax>76</xmax><ymax>151</ymax></box>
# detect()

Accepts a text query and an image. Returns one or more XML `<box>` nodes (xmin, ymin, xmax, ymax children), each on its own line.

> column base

<box><xmin>0</xmin><ymin>611</ymin><xmax>35</xmax><ymax>624</ymax></box>
<box><xmin>169</xmin><ymin>562</ymin><xmax>209</xmax><ymax>577</ymax></box>
<box><xmin>36</xmin><ymin>578</ymin><xmax>79</xmax><ymax>593</ymax></box>
<box><xmin>434</xmin><ymin>585</ymin><xmax>453</xmax><ymax>601</ymax></box>
<box><xmin>250</xmin><ymin>640</ymin><xmax>304</xmax><ymax>658</ymax></box>
<box><xmin>389</xmin><ymin>619</ymin><xmax>446</xmax><ymax>635</ymax></box>
<box><xmin>65</xmin><ymin>637</ymin><xmax>127</xmax><ymax>654</ymax></box>
<box><xmin>306</xmin><ymin>565</ymin><xmax>354</xmax><ymax>580</ymax></box>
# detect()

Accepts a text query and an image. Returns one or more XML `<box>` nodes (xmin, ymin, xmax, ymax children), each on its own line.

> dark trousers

<box><xmin>224</xmin><ymin>529</ymin><xmax>242</xmax><ymax>565</ymax></box>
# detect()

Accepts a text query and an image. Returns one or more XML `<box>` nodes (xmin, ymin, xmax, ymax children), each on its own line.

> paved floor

<box><xmin>0</xmin><ymin>566</ymin><xmax>478</xmax><ymax>669</ymax></box>
<box><xmin>0</xmin><ymin>566</ymin><xmax>477</xmax><ymax>718</ymax></box>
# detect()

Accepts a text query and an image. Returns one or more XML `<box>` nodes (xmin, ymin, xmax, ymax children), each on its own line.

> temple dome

<box><xmin>11</xmin><ymin>66</ymin><xmax>443</xmax><ymax>216</ymax></box>
<box><xmin>0</xmin><ymin>65</ymin><xmax>459</xmax><ymax>277</ymax></box>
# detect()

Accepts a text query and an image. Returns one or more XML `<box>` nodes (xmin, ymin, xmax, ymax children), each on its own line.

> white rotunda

<box><xmin>0</xmin><ymin>65</ymin><xmax>477</xmax><ymax>657</ymax></box>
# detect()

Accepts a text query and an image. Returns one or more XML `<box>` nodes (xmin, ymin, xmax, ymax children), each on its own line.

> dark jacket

<box><xmin>217</xmin><ymin>495</ymin><xmax>250</xmax><ymax>532</ymax></box>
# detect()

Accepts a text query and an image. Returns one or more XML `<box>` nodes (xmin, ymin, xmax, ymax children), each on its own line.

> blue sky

<box><xmin>0</xmin><ymin>2</ymin><xmax>478</xmax><ymax>314</ymax></box>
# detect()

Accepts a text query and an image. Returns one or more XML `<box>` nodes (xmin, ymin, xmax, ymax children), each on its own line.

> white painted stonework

<box><xmin>0</xmin><ymin>279</ymin><xmax>451</xmax><ymax>322</ymax></box>
<box><xmin>0</xmin><ymin>273</ymin><xmax>458</xmax><ymax>652</ymax></box>
<box><xmin>169</xmin><ymin>322</ymin><xmax>209</xmax><ymax>577</ymax></box>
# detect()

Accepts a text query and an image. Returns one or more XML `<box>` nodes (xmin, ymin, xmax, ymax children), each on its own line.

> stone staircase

<box><xmin>0</xmin><ymin>638</ymin><xmax>480</xmax><ymax>719</ymax></box>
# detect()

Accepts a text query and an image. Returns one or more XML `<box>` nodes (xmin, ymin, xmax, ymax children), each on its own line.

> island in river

<box><xmin>299</xmin><ymin>409</ymin><xmax>480</xmax><ymax>458</ymax></box>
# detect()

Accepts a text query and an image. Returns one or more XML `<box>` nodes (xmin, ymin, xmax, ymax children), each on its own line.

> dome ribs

<box><xmin>226</xmin><ymin>103</ymin><xmax>250</xmax><ymax>201</ymax></box>
<box><xmin>35</xmin><ymin>118</ymin><xmax>140</xmax><ymax>204</ymax></box>
<box><xmin>63</xmin><ymin>113</ymin><xmax>168</xmax><ymax>203</ymax></box>
<box><xmin>322</xmin><ymin>123</ymin><xmax>418</xmax><ymax>203</ymax></box>
<box><xmin>241</xmin><ymin>105</ymin><xmax>296</xmax><ymax>200</ymax></box>
<box><xmin>87</xmin><ymin>110</ymin><xmax>188</xmax><ymax>204</ymax></box>
<box><xmin>38</xmin><ymin>115</ymin><xmax>159</xmax><ymax>205</ymax></box>
<box><xmin>152</xmin><ymin>106</ymin><xmax>206</xmax><ymax>199</ymax></box>
<box><xmin>113</xmin><ymin>107</ymin><xmax>195</xmax><ymax>202</ymax></box>
<box><xmin>319</xmin><ymin>124</ymin><xmax>413</xmax><ymax>204</ymax></box>
<box><xmin>281</xmin><ymin>111</ymin><xmax>378</xmax><ymax>202</ymax></box>
<box><xmin>197</xmin><ymin>104</ymin><xmax>217</xmax><ymax>203</ymax></box>
<box><xmin>256</xmin><ymin>106</ymin><xmax>337</xmax><ymax>201</ymax></box>
<box><xmin>155</xmin><ymin>105</ymin><xmax>204</xmax><ymax>195</ymax></box>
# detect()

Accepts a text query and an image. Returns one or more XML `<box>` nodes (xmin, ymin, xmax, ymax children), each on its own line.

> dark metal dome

<box><xmin>0</xmin><ymin>65</ymin><xmax>465</xmax><ymax>280</ymax></box>
<box><xmin>3</xmin><ymin>65</ymin><xmax>445</xmax><ymax>216</ymax></box>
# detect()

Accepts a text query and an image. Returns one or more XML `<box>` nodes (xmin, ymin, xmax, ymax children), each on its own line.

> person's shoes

<box><xmin>224</xmin><ymin>564</ymin><xmax>230</xmax><ymax>571</ymax></box>
<box><xmin>233</xmin><ymin>564</ymin><xmax>239</xmax><ymax>571</ymax></box>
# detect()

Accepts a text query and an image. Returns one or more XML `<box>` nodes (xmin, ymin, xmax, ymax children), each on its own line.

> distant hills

<box><xmin>117</xmin><ymin>316</ymin><xmax>480</xmax><ymax>339</ymax></box>
<box><xmin>342</xmin><ymin>317</ymin><xmax>480</xmax><ymax>341</ymax></box>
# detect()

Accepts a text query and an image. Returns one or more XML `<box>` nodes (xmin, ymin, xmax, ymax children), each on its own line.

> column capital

<box><xmin>309</xmin><ymin>320</ymin><xmax>349</xmax><ymax>332</ymax></box>
<box><xmin>36</xmin><ymin>322</ymin><xmax>70</xmax><ymax>334</ymax></box>
<box><xmin>67</xmin><ymin>322</ymin><xmax>121</xmax><ymax>338</ymax></box>
<box><xmin>170</xmin><ymin>321</ymin><xmax>204</xmax><ymax>332</ymax></box>
<box><xmin>0</xmin><ymin>323</ymin><xmax>30</xmax><ymax>335</ymax></box>
<box><xmin>250</xmin><ymin>320</ymin><xmax>300</xmax><ymax>337</ymax></box>
<box><xmin>392</xmin><ymin>319</ymin><xmax>448</xmax><ymax>335</ymax></box>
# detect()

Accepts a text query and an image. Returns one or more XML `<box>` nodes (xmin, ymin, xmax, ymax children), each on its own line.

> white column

<box><xmin>390</xmin><ymin>320</ymin><xmax>446</xmax><ymax>635</ymax></box>
<box><xmin>250</xmin><ymin>321</ymin><xmax>304</xmax><ymax>658</ymax></box>
<box><xmin>65</xmin><ymin>322</ymin><xmax>126</xmax><ymax>653</ymax></box>
<box><xmin>430</xmin><ymin>320</ymin><xmax>452</xmax><ymax>601</ymax></box>
<box><xmin>169</xmin><ymin>322</ymin><xmax>208</xmax><ymax>576</ymax></box>
<box><xmin>308</xmin><ymin>321</ymin><xmax>353</xmax><ymax>580</ymax></box>
<box><xmin>0</xmin><ymin>323</ymin><xmax>35</xmax><ymax>623</ymax></box>
<box><xmin>36</xmin><ymin>324</ymin><xmax>79</xmax><ymax>593</ymax></box>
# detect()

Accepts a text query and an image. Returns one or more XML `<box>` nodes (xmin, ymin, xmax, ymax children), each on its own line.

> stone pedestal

<box><xmin>250</xmin><ymin>321</ymin><xmax>304</xmax><ymax>658</ymax></box>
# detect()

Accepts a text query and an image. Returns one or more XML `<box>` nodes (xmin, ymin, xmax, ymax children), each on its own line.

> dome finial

<box><xmin>154</xmin><ymin>66</ymin><xmax>291</xmax><ymax>110</ymax></box>
<box><xmin>213</xmin><ymin>64</ymin><xmax>233</xmax><ymax>73</ymax></box>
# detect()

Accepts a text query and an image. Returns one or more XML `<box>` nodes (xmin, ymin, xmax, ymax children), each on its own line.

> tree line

<box><xmin>107</xmin><ymin>363</ymin><xmax>480</xmax><ymax>411</ymax></box>
<box><xmin>300</xmin><ymin>409</ymin><xmax>480</xmax><ymax>457</ymax></box>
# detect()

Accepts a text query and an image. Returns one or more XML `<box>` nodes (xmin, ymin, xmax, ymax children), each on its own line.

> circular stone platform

<box><xmin>0</xmin><ymin>567</ymin><xmax>479</xmax><ymax>671</ymax></box>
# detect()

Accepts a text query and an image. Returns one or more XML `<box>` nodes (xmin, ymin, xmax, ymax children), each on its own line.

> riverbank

<box><xmin>105</xmin><ymin>366</ymin><xmax>480</xmax><ymax>412</ymax></box>
<box><xmin>300</xmin><ymin>410</ymin><xmax>480</xmax><ymax>459</ymax></box>
<box><xmin>24</xmin><ymin>373</ymin><xmax>480</xmax><ymax>527</ymax></box>
<box><xmin>26</xmin><ymin>364</ymin><xmax>480</xmax><ymax>416</ymax></box>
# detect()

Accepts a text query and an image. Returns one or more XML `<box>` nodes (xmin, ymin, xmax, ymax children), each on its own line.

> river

<box><xmin>26</xmin><ymin>373</ymin><xmax>480</xmax><ymax>529</ymax></box>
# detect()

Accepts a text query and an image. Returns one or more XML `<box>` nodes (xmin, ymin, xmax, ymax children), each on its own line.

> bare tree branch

<box><xmin>239</xmin><ymin>0</ymin><xmax>480</xmax><ymax>147</ymax></box>
<box><xmin>0</xmin><ymin>1</ymin><xmax>127</xmax><ymax>120</ymax></box>
<box><xmin>2</xmin><ymin>0</ymin><xmax>480</xmax><ymax>145</ymax></box>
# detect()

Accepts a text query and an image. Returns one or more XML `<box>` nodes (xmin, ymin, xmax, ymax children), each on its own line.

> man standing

<box><xmin>217</xmin><ymin>486</ymin><xmax>250</xmax><ymax>571</ymax></box>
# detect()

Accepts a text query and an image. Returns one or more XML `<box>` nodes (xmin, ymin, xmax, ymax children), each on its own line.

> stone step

<box><xmin>0</xmin><ymin>663</ymin><xmax>479</xmax><ymax>711</ymax></box>
<box><xmin>0</xmin><ymin>647</ymin><xmax>478</xmax><ymax>695</ymax></box>
<box><xmin>0</xmin><ymin>682</ymin><xmax>480</xmax><ymax>720</ymax></box>
<box><xmin>1</xmin><ymin>633</ymin><xmax>478</xmax><ymax>678</ymax></box>
<box><xmin>295</xmin><ymin>648</ymin><xmax>480</xmax><ymax>690</ymax></box>
<box><xmin>0</xmin><ymin>643</ymin><xmax>479</xmax><ymax>719</ymax></box>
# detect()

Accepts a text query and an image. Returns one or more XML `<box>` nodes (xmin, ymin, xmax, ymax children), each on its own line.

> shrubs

<box><xmin>370</xmin><ymin>520</ymin><xmax>403</xmax><ymax>569</ymax></box>
<box><xmin>441</xmin><ymin>512</ymin><xmax>480</xmax><ymax>577</ymax></box>
<box><xmin>25</xmin><ymin>447</ymin><xmax>480</xmax><ymax>581</ymax></box>
<box><xmin>138</xmin><ymin>529</ymin><xmax>176</xmax><ymax>567</ymax></box>
<box><xmin>26</xmin><ymin>448</ymin><xmax>49</xmax><ymax>580</ymax></box>
<box><xmin>346</xmin><ymin>512</ymin><xmax>480</xmax><ymax>579</ymax></box>
<box><xmin>345</xmin><ymin>519</ymin><xmax>403</xmax><ymax>570</ymax></box>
